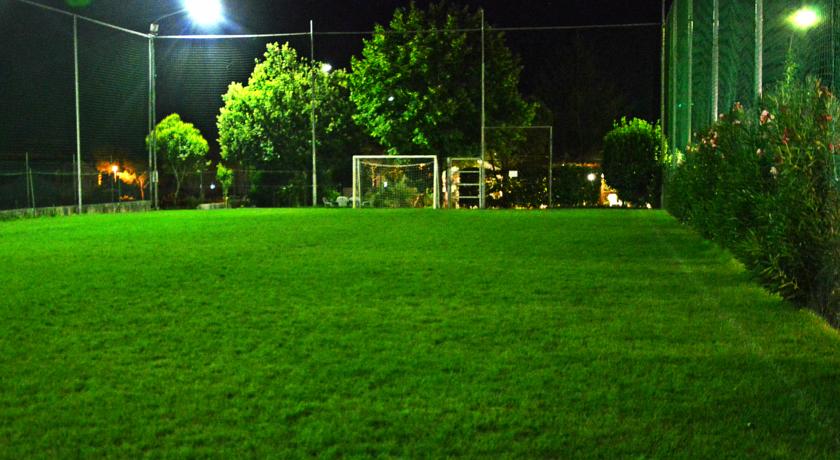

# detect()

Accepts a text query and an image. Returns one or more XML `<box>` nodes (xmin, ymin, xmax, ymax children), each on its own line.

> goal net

<box><xmin>352</xmin><ymin>156</ymin><xmax>439</xmax><ymax>209</ymax></box>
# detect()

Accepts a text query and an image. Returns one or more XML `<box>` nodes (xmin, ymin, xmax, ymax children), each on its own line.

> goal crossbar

<box><xmin>352</xmin><ymin>155</ymin><xmax>439</xmax><ymax>209</ymax></box>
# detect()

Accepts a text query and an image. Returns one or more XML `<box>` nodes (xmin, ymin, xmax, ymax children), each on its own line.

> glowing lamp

<box><xmin>183</xmin><ymin>0</ymin><xmax>224</xmax><ymax>26</ymax></box>
<box><xmin>789</xmin><ymin>7</ymin><xmax>820</xmax><ymax>30</ymax></box>
<box><xmin>587</xmin><ymin>173</ymin><xmax>597</xmax><ymax>182</ymax></box>
<box><xmin>321</xmin><ymin>63</ymin><xmax>333</xmax><ymax>73</ymax></box>
<box><xmin>111</xmin><ymin>165</ymin><xmax>119</xmax><ymax>173</ymax></box>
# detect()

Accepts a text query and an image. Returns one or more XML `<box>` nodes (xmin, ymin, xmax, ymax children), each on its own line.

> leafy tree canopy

<box><xmin>146</xmin><ymin>113</ymin><xmax>209</xmax><ymax>202</ymax></box>
<box><xmin>217</xmin><ymin>42</ymin><xmax>361</xmax><ymax>178</ymax></box>
<box><xmin>349</xmin><ymin>2</ymin><xmax>535</xmax><ymax>161</ymax></box>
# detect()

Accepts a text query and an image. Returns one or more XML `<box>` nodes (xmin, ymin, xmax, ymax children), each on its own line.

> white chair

<box><xmin>336</xmin><ymin>196</ymin><xmax>349</xmax><ymax>208</ymax></box>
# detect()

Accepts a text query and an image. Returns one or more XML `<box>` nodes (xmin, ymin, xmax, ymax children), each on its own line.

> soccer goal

<box><xmin>352</xmin><ymin>156</ymin><xmax>439</xmax><ymax>209</ymax></box>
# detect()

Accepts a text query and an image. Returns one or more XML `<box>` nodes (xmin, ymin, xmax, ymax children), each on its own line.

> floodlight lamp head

<box><xmin>183</xmin><ymin>0</ymin><xmax>224</xmax><ymax>26</ymax></box>
<box><xmin>149</xmin><ymin>23</ymin><xmax>160</xmax><ymax>35</ymax></box>
<box><xmin>789</xmin><ymin>7</ymin><xmax>820</xmax><ymax>30</ymax></box>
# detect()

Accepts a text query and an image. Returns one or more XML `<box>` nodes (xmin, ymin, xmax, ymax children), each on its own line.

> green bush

<box><xmin>666</xmin><ymin>78</ymin><xmax>840</xmax><ymax>324</ymax></box>
<box><xmin>602</xmin><ymin>118</ymin><xmax>664</xmax><ymax>207</ymax></box>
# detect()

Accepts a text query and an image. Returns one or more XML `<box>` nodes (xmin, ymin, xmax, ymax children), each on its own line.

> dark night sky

<box><xmin>26</xmin><ymin>1</ymin><xmax>665</xmax><ymax>35</ymax></box>
<box><xmin>2</xmin><ymin>0</ymin><xmax>668</xmax><ymax>163</ymax></box>
<box><xmin>25</xmin><ymin>0</ymin><xmax>665</xmax><ymax>87</ymax></box>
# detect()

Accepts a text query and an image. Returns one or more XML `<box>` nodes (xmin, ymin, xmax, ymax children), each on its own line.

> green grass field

<box><xmin>1</xmin><ymin>209</ymin><xmax>839</xmax><ymax>458</ymax></box>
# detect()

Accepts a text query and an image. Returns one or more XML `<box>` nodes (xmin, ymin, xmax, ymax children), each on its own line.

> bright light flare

<box><xmin>111</xmin><ymin>165</ymin><xmax>119</xmax><ymax>173</ymax></box>
<box><xmin>789</xmin><ymin>7</ymin><xmax>820</xmax><ymax>30</ymax></box>
<box><xmin>587</xmin><ymin>173</ymin><xmax>597</xmax><ymax>182</ymax></box>
<box><xmin>321</xmin><ymin>63</ymin><xmax>333</xmax><ymax>73</ymax></box>
<box><xmin>183</xmin><ymin>0</ymin><xmax>224</xmax><ymax>26</ymax></box>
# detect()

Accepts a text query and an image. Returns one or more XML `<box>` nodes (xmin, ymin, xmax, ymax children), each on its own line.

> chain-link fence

<box><xmin>2</xmin><ymin>0</ymin><xmax>660</xmax><ymax>211</ymax></box>
<box><xmin>664</xmin><ymin>0</ymin><xmax>838</xmax><ymax>153</ymax></box>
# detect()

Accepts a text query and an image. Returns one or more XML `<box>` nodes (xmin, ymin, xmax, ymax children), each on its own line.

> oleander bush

<box><xmin>666</xmin><ymin>77</ymin><xmax>840</xmax><ymax>324</ymax></box>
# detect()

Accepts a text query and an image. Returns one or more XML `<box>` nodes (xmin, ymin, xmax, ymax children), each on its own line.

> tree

<box><xmin>601</xmin><ymin>117</ymin><xmax>664</xmax><ymax>207</ymax></box>
<box><xmin>349</xmin><ymin>2</ymin><xmax>535</xmax><ymax>161</ymax></box>
<box><xmin>147</xmin><ymin>113</ymin><xmax>209</xmax><ymax>204</ymax></box>
<box><xmin>215</xmin><ymin>163</ymin><xmax>234</xmax><ymax>205</ymax></box>
<box><xmin>217</xmin><ymin>43</ymin><xmax>362</xmax><ymax>206</ymax></box>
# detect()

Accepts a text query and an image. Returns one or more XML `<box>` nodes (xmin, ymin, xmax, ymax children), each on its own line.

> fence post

<box><xmin>685</xmin><ymin>0</ymin><xmax>693</xmax><ymax>149</ymax></box>
<box><xmin>25</xmin><ymin>152</ymin><xmax>35</xmax><ymax>210</ymax></box>
<box><xmin>548</xmin><ymin>126</ymin><xmax>554</xmax><ymax>209</ymax></box>
<box><xmin>480</xmin><ymin>8</ymin><xmax>486</xmax><ymax>209</ymax></box>
<box><xmin>711</xmin><ymin>0</ymin><xmax>720</xmax><ymax>123</ymax></box>
<box><xmin>310</xmin><ymin>20</ymin><xmax>318</xmax><ymax>208</ymax></box>
<box><xmin>669</xmin><ymin>3</ymin><xmax>677</xmax><ymax>152</ymax></box>
<box><xmin>755</xmin><ymin>0</ymin><xmax>763</xmax><ymax>100</ymax></box>
<box><xmin>74</xmin><ymin>14</ymin><xmax>82</xmax><ymax>213</ymax></box>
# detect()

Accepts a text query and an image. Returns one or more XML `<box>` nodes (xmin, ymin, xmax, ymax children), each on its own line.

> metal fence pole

<box><xmin>548</xmin><ymin>126</ymin><xmax>554</xmax><ymax>209</ymax></box>
<box><xmin>151</xmin><ymin>34</ymin><xmax>159</xmax><ymax>210</ymax></box>
<box><xmin>686</xmin><ymin>0</ymin><xmax>693</xmax><ymax>149</ymax></box>
<box><xmin>711</xmin><ymin>0</ymin><xmax>720</xmax><ymax>122</ymax></box>
<box><xmin>148</xmin><ymin>34</ymin><xmax>155</xmax><ymax>208</ymax></box>
<box><xmin>74</xmin><ymin>15</ymin><xmax>82</xmax><ymax>213</ymax></box>
<box><xmin>480</xmin><ymin>8</ymin><xmax>486</xmax><ymax>210</ymax></box>
<box><xmin>670</xmin><ymin>4</ymin><xmax>677</xmax><ymax>151</ymax></box>
<box><xmin>660</xmin><ymin>0</ymin><xmax>667</xmax><ymax>208</ymax></box>
<box><xmin>755</xmin><ymin>0</ymin><xmax>764</xmax><ymax>100</ymax></box>
<box><xmin>310</xmin><ymin>20</ymin><xmax>318</xmax><ymax>208</ymax></box>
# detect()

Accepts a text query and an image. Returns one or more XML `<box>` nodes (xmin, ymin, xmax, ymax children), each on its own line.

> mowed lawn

<box><xmin>0</xmin><ymin>209</ymin><xmax>839</xmax><ymax>458</ymax></box>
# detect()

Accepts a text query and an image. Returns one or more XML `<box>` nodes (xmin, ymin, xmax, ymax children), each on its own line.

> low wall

<box><xmin>0</xmin><ymin>201</ymin><xmax>152</xmax><ymax>221</ymax></box>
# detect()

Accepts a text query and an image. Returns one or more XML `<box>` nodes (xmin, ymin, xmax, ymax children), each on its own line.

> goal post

<box><xmin>352</xmin><ymin>155</ymin><xmax>439</xmax><ymax>209</ymax></box>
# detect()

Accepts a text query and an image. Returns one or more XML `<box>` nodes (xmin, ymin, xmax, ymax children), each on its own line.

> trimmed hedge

<box><xmin>666</xmin><ymin>78</ymin><xmax>840</xmax><ymax>325</ymax></box>
<box><xmin>602</xmin><ymin>118</ymin><xmax>664</xmax><ymax>207</ymax></box>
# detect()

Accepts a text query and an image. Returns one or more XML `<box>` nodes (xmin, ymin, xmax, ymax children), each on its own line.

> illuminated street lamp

<box><xmin>789</xmin><ymin>7</ymin><xmax>821</xmax><ymax>31</ymax></box>
<box><xmin>183</xmin><ymin>0</ymin><xmax>224</xmax><ymax>26</ymax></box>
<box><xmin>149</xmin><ymin>1</ymin><xmax>224</xmax><ymax>210</ymax></box>
<box><xmin>321</xmin><ymin>63</ymin><xmax>333</xmax><ymax>73</ymax></box>
<box><xmin>111</xmin><ymin>165</ymin><xmax>121</xmax><ymax>201</ymax></box>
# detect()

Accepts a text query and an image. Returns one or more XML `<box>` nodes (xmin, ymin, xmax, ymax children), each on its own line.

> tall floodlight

<box><xmin>788</xmin><ymin>7</ymin><xmax>821</xmax><ymax>30</ymax></box>
<box><xmin>184</xmin><ymin>0</ymin><xmax>224</xmax><ymax>26</ymax></box>
<box><xmin>149</xmin><ymin>1</ymin><xmax>224</xmax><ymax>209</ymax></box>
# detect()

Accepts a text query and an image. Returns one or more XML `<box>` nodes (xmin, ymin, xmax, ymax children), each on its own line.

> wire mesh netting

<box><xmin>2</xmin><ymin>1</ymin><xmax>661</xmax><ymax>211</ymax></box>
<box><xmin>665</xmin><ymin>0</ymin><xmax>838</xmax><ymax>153</ymax></box>
<box><xmin>0</xmin><ymin>2</ymin><xmax>75</xmax><ymax>210</ymax></box>
<box><xmin>78</xmin><ymin>19</ymin><xmax>150</xmax><ymax>205</ymax></box>
<box><xmin>353</xmin><ymin>157</ymin><xmax>438</xmax><ymax>208</ymax></box>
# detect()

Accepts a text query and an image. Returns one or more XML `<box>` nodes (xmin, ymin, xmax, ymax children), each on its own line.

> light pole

<box><xmin>149</xmin><ymin>0</ymin><xmax>224</xmax><ymax>209</ymax></box>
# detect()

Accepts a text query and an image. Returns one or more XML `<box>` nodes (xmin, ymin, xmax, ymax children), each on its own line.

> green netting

<box><xmin>78</xmin><ymin>20</ymin><xmax>150</xmax><ymax>205</ymax></box>
<box><xmin>0</xmin><ymin>2</ymin><xmax>150</xmax><ymax>210</ymax></box>
<box><xmin>666</xmin><ymin>0</ymin><xmax>840</xmax><ymax>153</ymax></box>
<box><xmin>692</xmin><ymin>0</ymin><xmax>715</xmax><ymax>133</ymax></box>
<box><xmin>718</xmin><ymin>0</ymin><xmax>756</xmax><ymax>112</ymax></box>
<box><xmin>0</xmin><ymin>2</ymin><xmax>75</xmax><ymax>210</ymax></box>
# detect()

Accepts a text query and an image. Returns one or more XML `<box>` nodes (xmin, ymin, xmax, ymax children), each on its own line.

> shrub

<box><xmin>602</xmin><ymin>118</ymin><xmax>664</xmax><ymax>207</ymax></box>
<box><xmin>666</xmin><ymin>78</ymin><xmax>840</xmax><ymax>324</ymax></box>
